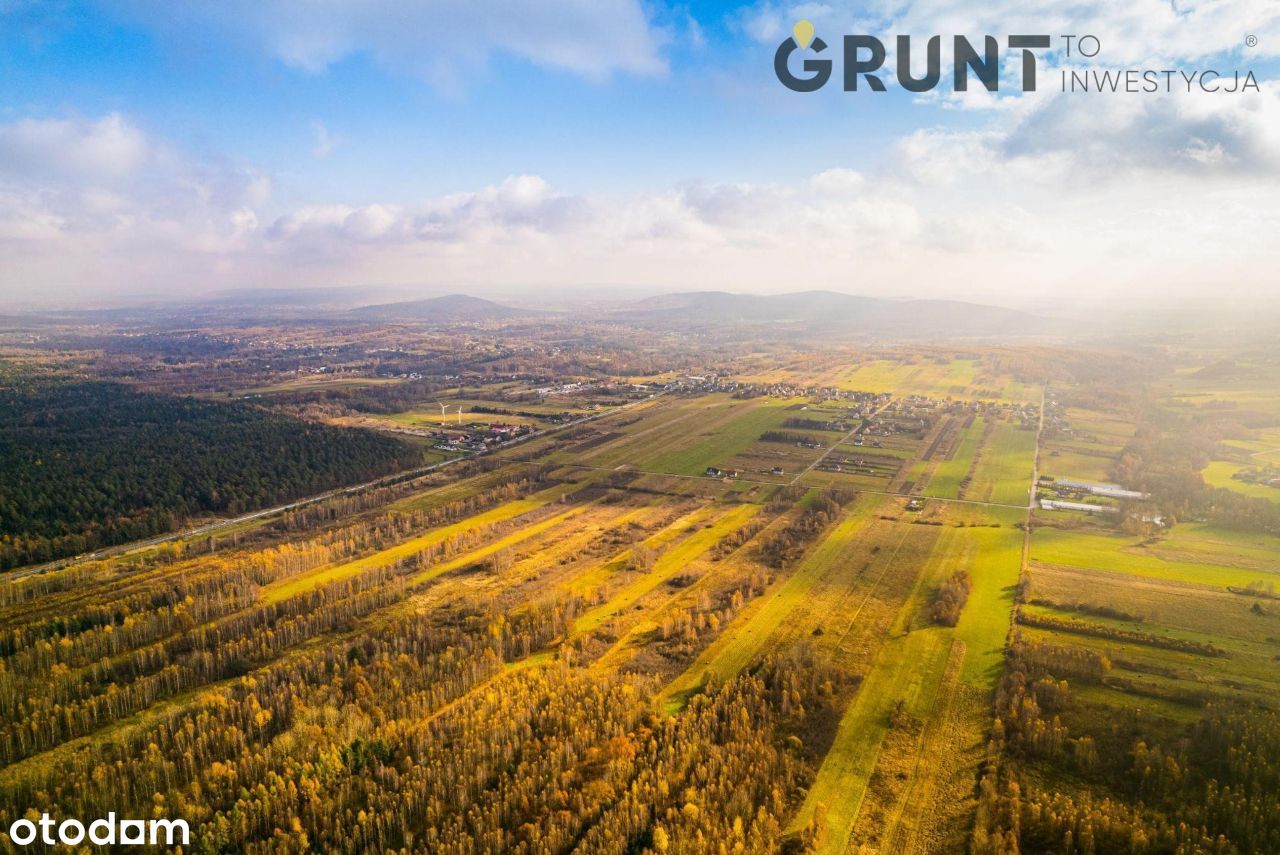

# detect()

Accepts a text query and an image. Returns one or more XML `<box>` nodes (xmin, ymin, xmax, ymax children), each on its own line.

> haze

<box><xmin>1</xmin><ymin>1</ymin><xmax>1278</xmax><ymax>314</ymax></box>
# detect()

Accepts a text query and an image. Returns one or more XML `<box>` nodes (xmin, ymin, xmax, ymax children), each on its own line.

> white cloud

<box><xmin>0</xmin><ymin>113</ymin><xmax>148</xmax><ymax>180</ymax></box>
<box><xmin>741</xmin><ymin>0</ymin><xmax>1280</xmax><ymax>64</ymax></box>
<box><xmin>107</xmin><ymin>0</ymin><xmax>667</xmax><ymax>89</ymax></box>
<box><xmin>0</xmin><ymin>113</ymin><xmax>270</xmax><ymax>302</ymax></box>
<box><xmin>3</xmin><ymin>85</ymin><xmax>1279</xmax><ymax>310</ymax></box>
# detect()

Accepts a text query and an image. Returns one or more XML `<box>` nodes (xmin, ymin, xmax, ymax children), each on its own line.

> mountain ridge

<box><xmin>616</xmin><ymin>290</ymin><xmax>1045</xmax><ymax>338</ymax></box>
<box><xmin>349</xmin><ymin>294</ymin><xmax>538</xmax><ymax>322</ymax></box>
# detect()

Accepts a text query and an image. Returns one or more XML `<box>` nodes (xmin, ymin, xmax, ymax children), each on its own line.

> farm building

<box><xmin>1054</xmin><ymin>478</ymin><xmax>1149</xmax><ymax>500</ymax></box>
<box><xmin>1040</xmin><ymin>499</ymin><xmax>1118</xmax><ymax>515</ymax></box>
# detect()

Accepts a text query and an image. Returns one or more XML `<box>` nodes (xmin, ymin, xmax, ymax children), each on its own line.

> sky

<box><xmin>1</xmin><ymin>0</ymin><xmax>1278</xmax><ymax>311</ymax></box>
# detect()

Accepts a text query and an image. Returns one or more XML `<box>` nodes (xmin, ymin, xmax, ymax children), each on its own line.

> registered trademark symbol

<box><xmin>1246</xmin><ymin>34</ymin><xmax>1258</xmax><ymax>47</ymax></box>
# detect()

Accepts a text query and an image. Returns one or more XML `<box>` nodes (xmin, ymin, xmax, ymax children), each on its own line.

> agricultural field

<box><xmin>1202</xmin><ymin>460</ymin><xmax>1280</xmax><ymax>502</ymax></box>
<box><xmin>967</xmin><ymin>358</ymin><xmax>1280</xmax><ymax>853</ymax></box>
<box><xmin>962</xmin><ymin>422</ymin><xmax>1037</xmax><ymax>507</ymax></box>
<box><xmin>734</xmin><ymin>349</ymin><xmax>1040</xmax><ymax>404</ymax></box>
<box><xmin>4</xmin><ymin>345</ymin><xmax>1280</xmax><ymax>854</ymax></box>
<box><xmin>1040</xmin><ymin>404</ymin><xmax>1134</xmax><ymax>484</ymax></box>
<box><xmin>1156</xmin><ymin>360</ymin><xmax>1280</xmax><ymax>419</ymax></box>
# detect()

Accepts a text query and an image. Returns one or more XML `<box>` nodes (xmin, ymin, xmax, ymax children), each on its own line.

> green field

<box><xmin>944</xmin><ymin>512</ymin><xmax>1026</xmax><ymax>686</ymax></box>
<box><xmin>925</xmin><ymin>417</ymin><xmax>985</xmax><ymax>499</ymax></box>
<box><xmin>1031</xmin><ymin>525</ymin><xmax>1280</xmax><ymax>589</ymax></box>
<box><xmin>1203</xmin><ymin>460</ymin><xmax>1280</xmax><ymax>502</ymax></box>
<box><xmin>793</xmin><ymin>629</ymin><xmax>955</xmax><ymax>854</ymax></box>
<box><xmin>964</xmin><ymin>422</ymin><xmax>1036</xmax><ymax>506</ymax></box>
<box><xmin>644</xmin><ymin>398</ymin><xmax>807</xmax><ymax>475</ymax></box>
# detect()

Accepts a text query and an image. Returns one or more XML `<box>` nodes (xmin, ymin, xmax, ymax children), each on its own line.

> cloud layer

<box><xmin>3</xmin><ymin>2</ymin><xmax>1278</xmax><ymax>309</ymax></box>
<box><xmin>742</xmin><ymin>0</ymin><xmax>1280</xmax><ymax>64</ymax></box>
<box><xmin>4</xmin><ymin>77</ymin><xmax>1278</xmax><ymax>308</ymax></box>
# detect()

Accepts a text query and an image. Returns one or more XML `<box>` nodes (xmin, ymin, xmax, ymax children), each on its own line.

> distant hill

<box><xmin>349</xmin><ymin>294</ymin><xmax>536</xmax><ymax>323</ymax></box>
<box><xmin>618</xmin><ymin>290</ymin><xmax>1046</xmax><ymax>339</ymax></box>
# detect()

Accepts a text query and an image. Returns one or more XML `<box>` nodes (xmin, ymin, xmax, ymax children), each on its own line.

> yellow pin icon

<box><xmin>793</xmin><ymin>19</ymin><xmax>815</xmax><ymax>50</ymax></box>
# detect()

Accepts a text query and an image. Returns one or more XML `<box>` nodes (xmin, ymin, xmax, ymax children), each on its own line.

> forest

<box><xmin>1</xmin><ymin>338</ymin><xmax>1278</xmax><ymax>854</ymax></box>
<box><xmin>0</xmin><ymin>377</ymin><xmax>422</xmax><ymax>569</ymax></box>
<box><xmin>1112</xmin><ymin>407</ymin><xmax>1280</xmax><ymax>536</ymax></box>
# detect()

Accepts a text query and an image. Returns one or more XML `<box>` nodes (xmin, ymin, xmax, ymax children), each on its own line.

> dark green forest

<box><xmin>0</xmin><ymin>378</ymin><xmax>422</xmax><ymax>569</ymax></box>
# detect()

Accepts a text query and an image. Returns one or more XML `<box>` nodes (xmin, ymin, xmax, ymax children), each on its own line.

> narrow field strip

<box><xmin>562</xmin><ymin>502</ymin><xmax>713</xmax><ymax>596</ymax></box>
<box><xmin>880</xmin><ymin>640</ymin><xmax>969</xmax><ymax>855</ymax></box>
<box><xmin>573</xmin><ymin>502</ymin><xmax>761</xmax><ymax>635</ymax></box>
<box><xmin>658</xmin><ymin>496</ymin><xmax>879</xmax><ymax>712</ymax></box>
<box><xmin>262</xmin><ymin>490</ymin><xmax>563</xmax><ymax>602</ymax></box>
<box><xmin>926</xmin><ymin>416</ymin><xmax>986</xmax><ymax>499</ymax></box>
<box><xmin>405</xmin><ymin>505</ymin><xmax>592</xmax><ymax>587</ymax></box>
<box><xmin>791</xmin><ymin>628</ymin><xmax>954</xmax><ymax>853</ymax></box>
<box><xmin>966</xmin><ymin>422</ymin><xmax>1037</xmax><ymax>507</ymax></box>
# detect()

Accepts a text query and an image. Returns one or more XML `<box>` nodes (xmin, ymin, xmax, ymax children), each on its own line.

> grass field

<box><xmin>940</xmin><ymin>511</ymin><xmax>1026</xmax><ymax>686</ymax></box>
<box><xmin>644</xmin><ymin>398</ymin><xmax>808</xmax><ymax>475</ymax></box>
<box><xmin>1203</xmin><ymin>460</ymin><xmax>1280</xmax><ymax>503</ymax></box>
<box><xmin>925</xmin><ymin>417</ymin><xmax>985</xmax><ymax>499</ymax></box>
<box><xmin>834</xmin><ymin>359</ymin><xmax>980</xmax><ymax>399</ymax></box>
<box><xmin>794</xmin><ymin>628</ymin><xmax>955</xmax><ymax>854</ymax></box>
<box><xmin>964</xmin><ymin>422</ymin><xmax>1036</xmax><ymax>506</ymax></box>
<box><xmin>1030</xmin><ymin>525</ymin><xmax>1280</xmax><ymax>590</ymax></box>
<box><xmin>385</xmin><ymin>408</ymin><xmax>542</xmax><ymax>429</ymax></box>
<box><xmin>790</xmin><ymin>504</ymin><xmax>1024</xmax><ymax>851</ymax></box>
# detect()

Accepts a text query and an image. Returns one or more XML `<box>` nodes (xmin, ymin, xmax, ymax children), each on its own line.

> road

<box><xmin>790</xmin><ymin>397</ymin><xmax>894</xmax><ymax>486</ymax></box>
<box><xmin>1022</xmin><ymin>386</ymin><xmax>1047</xmax><ymax>572</ymax></box>
<box><xmin>6</xmin><ymin>391</ymin><xmax>665</xmax><ymax>580</ymax></box>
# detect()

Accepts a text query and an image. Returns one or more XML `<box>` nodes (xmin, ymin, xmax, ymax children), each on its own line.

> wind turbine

<box><xmin>456</xmin><ymin>406</ymin><xmax>464</xmax><ymax>425</ymax></box>
<box><xmin>435</xmin><ymin>401</ymin><xmax>449</xmax><ymax>420</ymax></box>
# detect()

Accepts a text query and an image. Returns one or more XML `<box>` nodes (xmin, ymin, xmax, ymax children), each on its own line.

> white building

<box><xmin>1040</xmin><ymin>499</ymin><xmax>1118</xmax><ymax>515</ymax></box>
<box><xmin>1054</xmin><ymin>478</ymin><xmax>1148</xmax><ymax>500</ymax></box>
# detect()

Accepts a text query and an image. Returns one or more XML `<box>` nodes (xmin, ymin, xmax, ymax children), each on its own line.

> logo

<box><xmin>5</xmin><ymin>813</ymin><xmax>190</xmax><ymax>848</ymax></box>
<box><xmin>775</xmin><ymin>21</ymin><xmax>1260</xmax><ymax>95</ymax></box>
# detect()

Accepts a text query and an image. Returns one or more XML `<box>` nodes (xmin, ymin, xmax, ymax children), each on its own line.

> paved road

<box><xmin>5</xmin><ymin>392</ymin><xmax>665</xmax><ymax>580</ymax></box>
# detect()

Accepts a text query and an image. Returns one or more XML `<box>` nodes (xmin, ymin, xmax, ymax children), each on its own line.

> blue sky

<box><xmin>1</xmin><ymin>1</ymin><xmax>931</xmax><ymax>200</ymax></box>
<box><xmin>1</xmin><ymin>1</ymin><xmax>1278</xmax><ymax>308</ymax></box>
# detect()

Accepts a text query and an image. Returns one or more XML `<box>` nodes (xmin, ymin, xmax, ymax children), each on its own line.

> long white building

<box><xmin>1040</xmin><ymin>499</ymin><xmax>1119</xmax><ymax>515</ymax></box>
<box><xmin>1054</xmin><ymin>478</ymin><xmax>1149</xmax><ymax>500</ymax></box>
